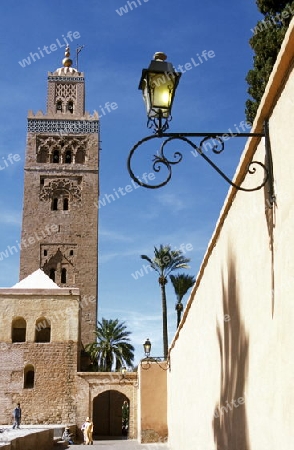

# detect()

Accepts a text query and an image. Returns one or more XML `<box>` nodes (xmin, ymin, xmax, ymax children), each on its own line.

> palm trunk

<box><xmin>160</xmin><ymin>280</ymin><xmax>168</xmax><ymax>359</ymax></box>
<box><xmin>176</xmin><ymin>295</ymin><xmax>183</xmax><ymax>328</ymax></box>
<box><xmin>106</xmin><ymin>353</ymin><xmax>112</xmax><ymax>372</ymax></box>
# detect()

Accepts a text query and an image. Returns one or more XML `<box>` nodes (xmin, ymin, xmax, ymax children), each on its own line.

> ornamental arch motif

<box><xmin>35</xmin><ymin>135</ymin><xmax>89</xmax><ymax>164</ymax></box>
<box><xmin>39</xmin><ymin>178</ymin><xmax>82</xmax><ymax>207</ymax></box>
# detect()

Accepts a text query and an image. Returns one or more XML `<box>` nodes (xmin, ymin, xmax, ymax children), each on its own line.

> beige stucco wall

<box><xmin>0</xmin><ymin>288</ymin><xmax>80</xmax><ymax>342</ymax></box>
<box><xmin>167</xmin><ymin>19</ymin><xmax>294</xmax><ymax>450</ymax></box>
<box><xmin>138</xmin><ymin>362</ymin><xmax>167</xmax><ymax>443</ymax></box>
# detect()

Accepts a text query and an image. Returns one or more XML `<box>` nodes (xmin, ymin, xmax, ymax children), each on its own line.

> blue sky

<box><xmin>0</xmin><ymin>1</ymin><xmax>261</xmax><ymax>365</ymax></box>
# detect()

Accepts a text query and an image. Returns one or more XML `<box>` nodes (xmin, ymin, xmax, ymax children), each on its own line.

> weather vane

<box><xmin>76</xmin><ymin>45</ymin><xmax>85</xmax><ymax>71</ymax></box>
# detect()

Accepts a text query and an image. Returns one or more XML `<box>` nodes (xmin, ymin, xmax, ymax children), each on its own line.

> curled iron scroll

<box><xmin>140</xmin><ymin>357</ymin><xmax>169</xmax><ymax>371</ymax></box>
<box><xmin>127</xmin><ymin>134</ymin><xmax>269</xmax><ymax>191</ymax></box>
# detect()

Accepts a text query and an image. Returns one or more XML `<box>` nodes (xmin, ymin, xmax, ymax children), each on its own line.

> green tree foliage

<box><xmin>85</xmin><ymin>318</ymin><xmax>134</xmax><ymax>372</ymax></box>
<box><xmin>245</xmin><ymin>1</ymin><xmax>294</xmax><ymax>123</ymax></box>
<box><xmin>256</xmin><ymin>0</ymin><xmax>290</xmax><ymax>14</ymax></box>
<box><xmin>170</xmin><ymin>273</ymin><xmax>196</xmax><ymax>328</ymax></box>
<box><xmin>141</xmin><ymin>245</ymin><xmax>190</xmax><ymax>358</ymax></box>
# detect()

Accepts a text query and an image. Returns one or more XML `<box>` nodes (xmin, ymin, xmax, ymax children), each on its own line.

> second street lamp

<box><xmin>141</xmin><ymin>338</ymin><xmax>169</xmax><ymax>371</ymax></box>
<box><xmin>143</xmin><ymin>338</ymin><xmax>151</xmax><ymax>357</ymax></box>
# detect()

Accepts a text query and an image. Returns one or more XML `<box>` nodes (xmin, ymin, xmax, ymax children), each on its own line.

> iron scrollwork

<box><xmin>140</xmin><ymin>357</ymin><xmax>170</xmax><ymax>371</ymax></box>
<box><xmin>127</xmin><ymin>123</ymin><xmax>275</xmax><ymax>205</ymax></box>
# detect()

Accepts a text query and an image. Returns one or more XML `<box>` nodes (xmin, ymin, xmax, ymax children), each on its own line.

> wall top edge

<box><xmin>0</xmin><ymin>288</ymin><xmax>80</xmax><ymax>296</ymax></box>
<box><xmin>77</xmin><ymin>372</ymin><xmax>137</xmax><ymax>376</ymax></box>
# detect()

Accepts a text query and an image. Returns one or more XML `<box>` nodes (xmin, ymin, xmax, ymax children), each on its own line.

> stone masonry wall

<box><xmin>0</xmin><ymin>341</ymin><xmax>78</xmax><ymax>425</ymax></box>
<box><xmin>0</xmin><ymin>289</ymin><xmax>80</xmax><ymax>425</ymax></box>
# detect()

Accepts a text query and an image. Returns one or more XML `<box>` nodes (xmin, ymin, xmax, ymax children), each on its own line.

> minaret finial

<box><xmin>62</xmin><ymin>46</ymin><xmax>73</xmax><ymax>68</ymax></box>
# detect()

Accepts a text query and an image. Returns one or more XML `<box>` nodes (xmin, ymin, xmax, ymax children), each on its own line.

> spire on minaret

<box><xmin>53</xmin><ymin>46</ymin><xmax>78</xmax><ymax>76</ymax></box>
<box><xmin>62</xmin><ymin>46</ymin><xmax>73</xmax><ymax>68</ymax></box>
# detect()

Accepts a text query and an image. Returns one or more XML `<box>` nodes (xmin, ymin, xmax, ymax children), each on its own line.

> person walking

<box><xmin>82</xmin><ymin>417</ymin><xmax>93</xmax><ymax>445</ymax></box>
<box><xmin>12</xmin><ymin>403</ymin><xmax>21</xmax><ymax>429</ymax></box>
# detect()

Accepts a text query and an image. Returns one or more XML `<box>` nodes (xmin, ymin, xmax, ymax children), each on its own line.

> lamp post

<box><xmin>127</xmin><ymin>52</ymin><xmax>275</xmax><ymax>205</ymax></box>
<box><xmin>143</xmin><ymin>338</ymin><xmax>151</xmax><ymax>357</ymax></box>
<box><xmin>141</xmin><ymin>338</ymin><xmax>169</xmax><ymax>371</ymax></box>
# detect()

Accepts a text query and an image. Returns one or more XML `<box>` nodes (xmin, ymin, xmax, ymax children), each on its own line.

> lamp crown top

<box><xmin>153</xmin><ymin>52</ymin><xmax>167</xmax><ymax>62</ymax></box>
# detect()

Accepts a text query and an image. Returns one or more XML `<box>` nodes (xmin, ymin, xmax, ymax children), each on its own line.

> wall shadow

<box><xmin>212</xmin><ymin>256</ymin><xmax>250</xmax><ymax>450</ymax></box>
<box><xmin>264</xmin><ymin>152</ymin><xmax>276</xmax><ymax>318</ymax></box>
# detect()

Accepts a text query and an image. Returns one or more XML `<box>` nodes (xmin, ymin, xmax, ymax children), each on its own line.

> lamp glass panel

<box><xmin>147</xmin><ymin>72</ymin><xmax>175</xmax><ymax>118</ymax></box>
<box><xmin>144</xmin><ymin>339</ymin><xmax>151</xmax><ymax>355</ymax></box>
<box><xmin>141</xmin><ymin>78</ymin><xmax>152</xmax><ymax>116</ymax></box>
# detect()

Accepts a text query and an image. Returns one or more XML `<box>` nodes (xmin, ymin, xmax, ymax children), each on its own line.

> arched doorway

<box><xmin>93</xmin><ymin>390</ymin><xmax>129</xmax><ymax>439</ymax></box>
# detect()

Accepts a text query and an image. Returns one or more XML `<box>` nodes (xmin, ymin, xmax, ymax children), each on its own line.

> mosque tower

<box><xmin>19</xmin><ymin>47</ymin><xmax>99</xmax><ymax>347</ymax></box>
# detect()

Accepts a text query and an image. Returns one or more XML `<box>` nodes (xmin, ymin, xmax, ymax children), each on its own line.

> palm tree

<box><xmin>141</xmin><ymin>245</ymin><xmax>190</xmax><ymax>359</ymax></box>
<box><xmin>170</xmin><ymin>273</ymin><xmax>196</xmax><ymax>328</ymax></box>
<box><xmin>85</xmin><ymin>318</ymin><xmax>134</xmax><ymax>372</ymax></box>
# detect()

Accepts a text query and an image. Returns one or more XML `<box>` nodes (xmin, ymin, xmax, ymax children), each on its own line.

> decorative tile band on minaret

<box><xmin>27</xmin><ymin>119</ymin><xmax>99</xmax><ymax>133</ymax></box>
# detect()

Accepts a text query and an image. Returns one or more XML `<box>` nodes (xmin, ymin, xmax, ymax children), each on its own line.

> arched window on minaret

<box><xmin>67</xmin><ymin>100</ymin><xmax>74</xmax><ymax>114</ymax></box>
<box><xmin>75</xmin><ymin>148</ymin><xmax>85</xmax><ymax>164</ymax></box>
<box><xmin>37</xmin><ymin>147</ymin><xmax>48</xmax><ymax>163</ymax></box>
<box><xmin>61</xmin><ymin>268</ymin><xmax>67</xmax><ymax>284</ymax></box>
<box><xmin>52</xmin><ymin>149</ymin><xmax>59</xmax><ymax>163</ymax></box>
<box><xmin>52</xmin><ymin>198</ymin><xmax>58</xmax><ymax>211</ymax></box>
<box><xmin>49</xmin><ymin>268</ymin><xmax>56</xmax><ymax>282</ymax></box>
<box><xmin>65</xmin><ymin>150</ymin><xmax>72</xmax><ymax>164</ymax></box>
<box><xmin>63</xmin><ymin>198</ymin><xmax>69</xmax><ymax>211</ymax></box>
<box><xmin>56</xmin><ymin>100</ymin><xmax>62</xmax><ymax>113</ymax></box>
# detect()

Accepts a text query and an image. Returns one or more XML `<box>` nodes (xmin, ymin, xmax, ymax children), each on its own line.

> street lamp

<box><xmin>141</xmin><ymin>338</ymin><xmax>169</xmax><ymax>371</ymax></box>
<box><xmin>127</xmin><ymin>52</ymin><xmax>275</xmax><ymax>205</ymax></box>
<box><xmin>143</xmin><ymin>338</ymin><xmax>151</xmax><ymax>357</ymax></box>
<box><xmin>119</xmin><ymin>366</ymin><xmax>138</xmax><ymax>386</ymax></box>
<box><xmin>138</xmin><ymin>52</ymin><xmax>181</xmax><ymax>133</ymax></box>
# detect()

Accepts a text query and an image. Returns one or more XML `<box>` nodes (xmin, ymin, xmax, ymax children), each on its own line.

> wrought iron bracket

<box><xmin>140</xmin><ymin>357</ymin><xmax>170</xmax><ymax>371</ymax></box>
<box><xmin>127</xmin><ymin>120</ymin><xmax>276</xmax><ymax>206</ymax></box>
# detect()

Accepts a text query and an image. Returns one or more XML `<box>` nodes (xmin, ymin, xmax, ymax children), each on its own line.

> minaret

<box><xmin>19</xmin><ymin>47</ymin><xmax>99</xmax><ymax>347</ymax></box>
